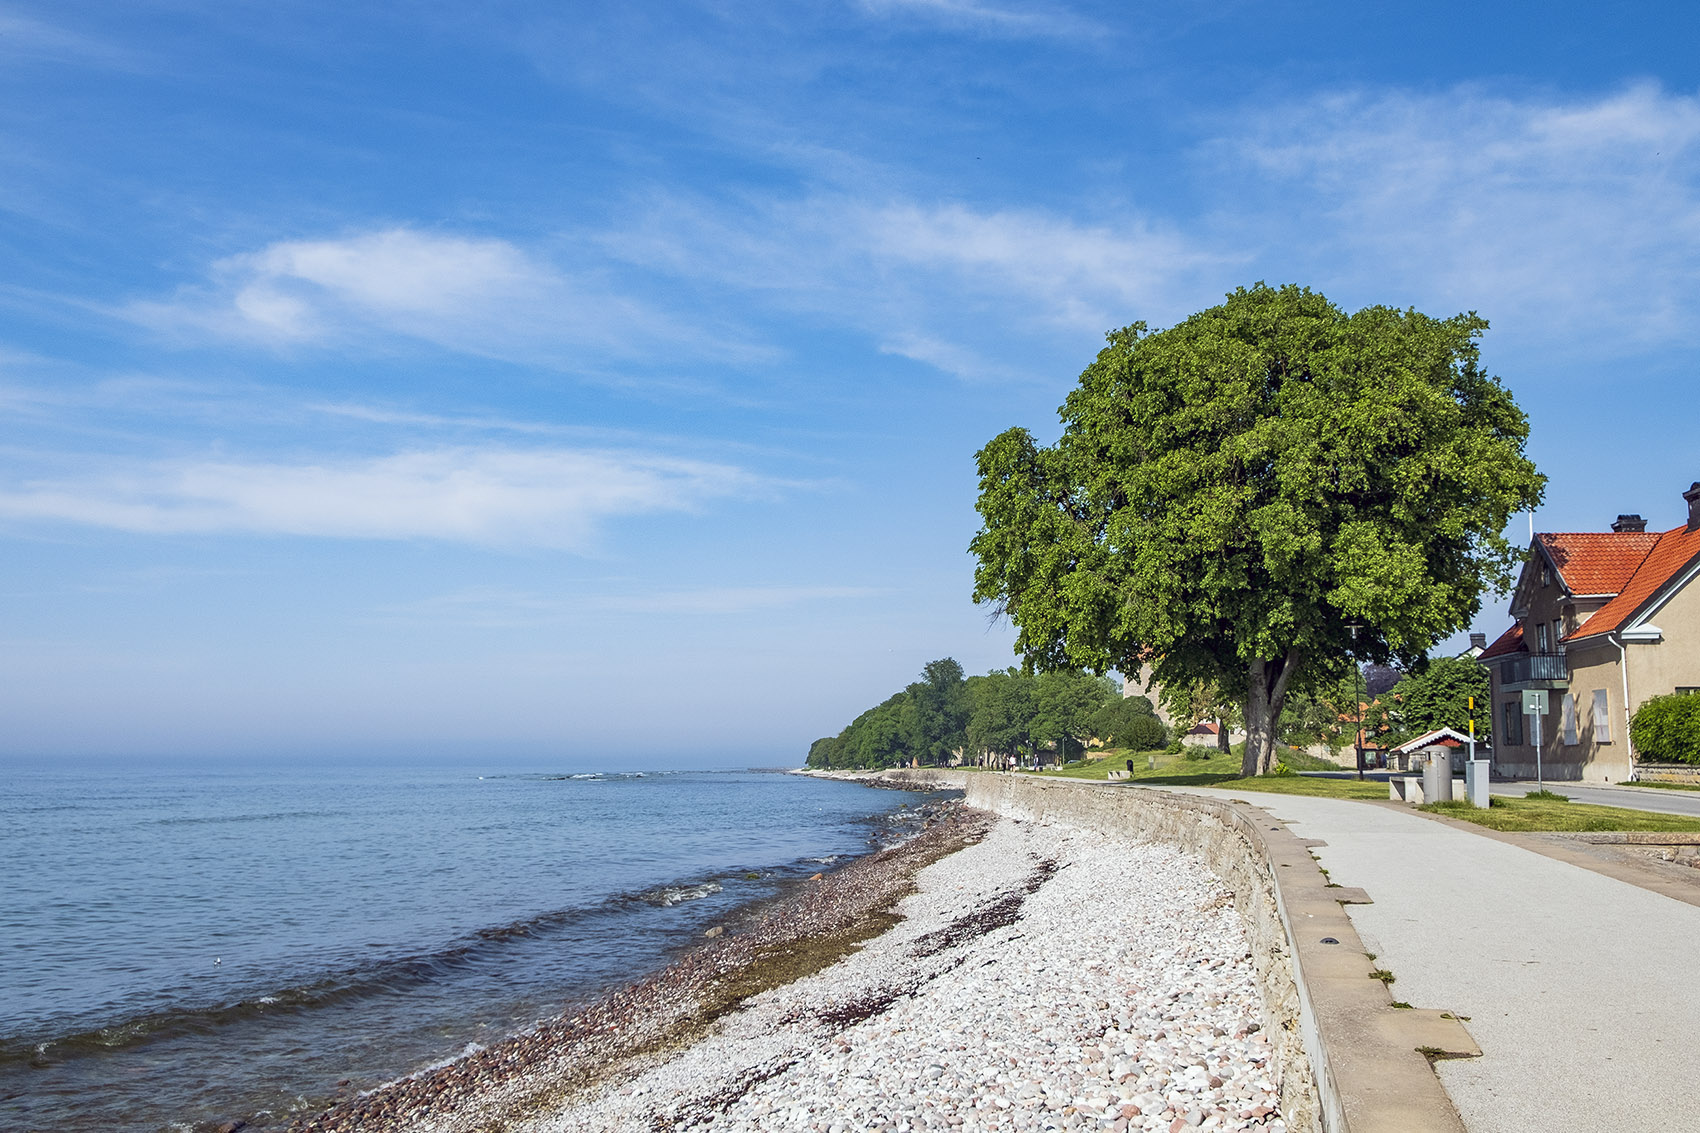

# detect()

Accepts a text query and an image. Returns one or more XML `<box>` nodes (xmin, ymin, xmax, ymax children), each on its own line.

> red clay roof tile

<box><xmin>1537</xmin><ymin>531</ymin><xmax>1659</xmax><ymax>595</ymax></box>
<box><xmin>1571</xmin><ymin>524</ymin><xmax>1700</xmax><ymax>640</ymax></box>
<box><xmin>1477</xmin><ymin>622</ymin><xmax>1525</xmax><ymax>660</ymax></box>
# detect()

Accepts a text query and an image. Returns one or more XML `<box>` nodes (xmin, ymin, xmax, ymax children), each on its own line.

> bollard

<box><xmin>1465</xmin><ymin>759</ymin><xmax>1490</xmax><ymax>808</ymax></box>
<box><xmin>1423</xmin><ymin>751</ymin><xmax>1453</xmax><ymax>803</ymax></box>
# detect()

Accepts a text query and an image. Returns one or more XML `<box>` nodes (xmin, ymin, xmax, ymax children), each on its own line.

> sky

<box><xmin>2</xmin><ymin>1</ymin><xmax>1698</xmax><ymax>765</ymax></box>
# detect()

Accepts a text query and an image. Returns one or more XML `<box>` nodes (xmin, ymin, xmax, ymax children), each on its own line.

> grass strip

<box><xmin>1421</xmin><ymin>796</ymin><xmax>1700</xmax><ymax>833</ymax></box>
<box><xmin>1026</xmin><ymin>750</ymin><xmax>1389</xmax><ymax>798</ymax></box>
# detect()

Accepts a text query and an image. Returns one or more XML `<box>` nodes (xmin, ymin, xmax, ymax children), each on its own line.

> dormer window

<box><xmin>1540</xmin><ymin>562</ymin><xmax>1551</xmax><ymax>588</ymax></box>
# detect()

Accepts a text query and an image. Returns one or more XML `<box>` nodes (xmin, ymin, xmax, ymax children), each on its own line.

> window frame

<box><xmin>1592</xmin><ymin>689</ymin><xmax>1611</xmax><ymax>743</ymax></box>
<box><xmin>1502</xmin><ymin>700</ymin><xmax>1524</xmax><ymax>747</ymax></box>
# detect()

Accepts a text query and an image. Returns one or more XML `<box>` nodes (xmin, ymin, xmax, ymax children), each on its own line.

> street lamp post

<box><xmin>1348</xmin><ymin>623</ymin><xmax>1365</xmax><ymax>780</ymax></box>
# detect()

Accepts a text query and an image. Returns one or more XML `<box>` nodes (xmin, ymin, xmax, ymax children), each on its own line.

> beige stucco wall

<box><xmin>1487</xmin><ymin>637</ymin><xmax>1633</xmax><ymax>784</ymax></box>
<box><xmin>1561</xmin><ymin>639</ymin><xmax>1634</xmax><ymax>783</ymax></box>
<box><xmin>1626</xmin><ymin>571</ymin><xmax>1700</xmax><ymax>705</ymax></box>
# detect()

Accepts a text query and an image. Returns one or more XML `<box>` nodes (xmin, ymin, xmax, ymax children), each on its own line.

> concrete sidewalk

<box><xmin>1171</xmin><ymin>787</ymin><xmax>1700</xmax><ymax>1133</ymax></box>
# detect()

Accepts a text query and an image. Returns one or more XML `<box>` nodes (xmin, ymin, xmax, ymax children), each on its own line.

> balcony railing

<box><xmin>1499</xmin><ymin>653</ymin><xmax>1570</xmax><ymax>688</ymax></box>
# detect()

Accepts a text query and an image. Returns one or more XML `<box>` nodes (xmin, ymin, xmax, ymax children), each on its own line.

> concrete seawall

<box><xmin>853</xmin><ymin>769</ymin><xmax>1474</xmax><ymax>1133</ymax></box>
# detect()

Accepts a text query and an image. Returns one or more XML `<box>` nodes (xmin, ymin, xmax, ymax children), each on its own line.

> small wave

<box><xmin>154</xmin><ymin>809</ymin><xmax>339</xmax><ymax>827</ymax></box>
<box><xmin>2</xmin><ymin>870</ymin><xmax>753</xmax><ymax>1065</ymax></box>
<box><xmin>640</xmin><ymin>881</ymin><xmax>724</xmax><ymax>907</ymax></box>
<box><xmin>414</xmin><ymin>1040</ymin><xmax>487</xmax><ymax>1076</ymax></box>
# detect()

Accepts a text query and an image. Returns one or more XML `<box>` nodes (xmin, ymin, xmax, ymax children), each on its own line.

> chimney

<box><xmin>1612</xmin><ymin>514</ymin><xmax>1647</xmax><ymax>533</ymax></box>
<box><xmin>1469</xmin><ymin>632</ymin><xmax>1487</xmax><ymax>651</ymax></box>
<box><xmin>1686</xmin><ymin>483</ymin><xmax>1700</xmax><ymax>532</ymax></box>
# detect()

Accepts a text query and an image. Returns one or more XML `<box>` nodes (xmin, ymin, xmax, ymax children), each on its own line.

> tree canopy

<box><xmin>971</xmin><ymin>283</ymin><xmax>1543</xmax><ymax>776</ymax></box>
<box><xmin>805</xmin><ymin>659</ymin><xmax>1158</xmax><ymax>770</ymax></box>
<box><xmin>1389</xmin><ymin>655</ymin><xmax>1491</xmax><ymax>743</ymax></box>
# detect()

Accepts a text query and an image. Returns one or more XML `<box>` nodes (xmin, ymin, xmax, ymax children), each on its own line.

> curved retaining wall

<box><xmin>857</xmin><ymin>769</ymin><xmax>1475</xmax><ymax>1133</ymax></box>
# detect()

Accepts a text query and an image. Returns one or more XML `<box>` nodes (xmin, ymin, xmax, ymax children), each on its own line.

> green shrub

<box><xmin>1164</xmin><ymin>739</ymin><xmax>1183</xmax><ymax>755</ymax></box>
<box><xmin>1118</xmin><ymin>713</ymin><xmax>1168</xmax><ymax>751</ymax></box>
<box><xmin>1632</xmin><ymin>694</ymin><xmax>1700</xmax><ymax>765</ymax></box>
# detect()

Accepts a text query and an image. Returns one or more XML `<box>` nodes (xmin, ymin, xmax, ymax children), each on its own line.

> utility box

<box><xmin>1465</xmin><ymin>760</ymin><xmax>1490</xmax><ymax>808</ymax></box>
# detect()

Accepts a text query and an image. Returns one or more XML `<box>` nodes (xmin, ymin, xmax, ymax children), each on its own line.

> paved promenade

<box><xmin>1171</xmin><ymin>787</ymin><xmax>1700</xmax><ymax>1133</ymax></box>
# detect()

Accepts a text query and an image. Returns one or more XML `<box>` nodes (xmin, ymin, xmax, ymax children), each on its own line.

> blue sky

<box><xmin>3</xmin><ymin>1</ymin><xmax>1698</xmax><ymax>764</ymax></box>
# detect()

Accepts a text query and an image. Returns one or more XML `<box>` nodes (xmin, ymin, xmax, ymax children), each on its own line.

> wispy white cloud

<box><xmin>383</xmin><ymin>583</ymin><xmax>886</xmax><ymax>626</ymax></box>
<box><xmin>604</xmin><ymin>192</ymin><xmax>1231</xmax><ymax>379</ymax></box>
<box><xmin>1221</xmin><ymin>82</ymin><xmax>1700</xmax><ymax>350</ymax></box>
<box><xmin>850</xmin><ymin>0</ymin><xmax>1103</xmax><ymax>40</ymax></box>
<box><xmin>0</xmin><ymin>11</ymin><xmax>138</xmax><ymax>67</ymax></box>
<box><xmin>602</xmin><ymin>83</ymin><xmax>1700</xmax><ymax>379</ymax></box>
<box><xmin>596</xmin><ymin>585</ymin><xmax>885</xmax><ymax>614</ymax></box>
<box><xmin>124</xmin><ymin>227</ymin><xmax>762</xmax><ymax>368</ymax></box>
<box><xmin>0</xmin><ymin>447</ymin><xmax>765</xmax><ymax>547</ymax></box>
<box><xmin>859</xmin><ymin>201</ymin><xmax>1222</xmax><ymax>332</ymax></box>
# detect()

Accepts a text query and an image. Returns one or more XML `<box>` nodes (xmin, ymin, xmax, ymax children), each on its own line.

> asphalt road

<box><xmin>1492</xmin><ymin>779</ymin><xmax>1700</xmax><ymax>817</ymax></box>
<box><xmin>1299</xmin><ymin>770</ymin><xmax>1700</xmax><ymax>817</ymax></box>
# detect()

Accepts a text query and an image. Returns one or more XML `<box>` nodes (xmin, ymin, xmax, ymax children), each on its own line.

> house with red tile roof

<box><xmin>1479</xmin><ymin>482</ymin><xmax>1700</xmax><ymax>782</ymax></box>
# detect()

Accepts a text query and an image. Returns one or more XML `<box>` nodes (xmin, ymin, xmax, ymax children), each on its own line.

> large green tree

<box><xmin>964</xmin><ymin>668</ymin><xmax>1038</xmax><ymax>767</ymax></box>
<box><xmin>971</xmin><ymin>284</ymin><xmax>1543</xmax><ymax>777</ymax></box>
<box><xmin>908</xmin><ymin>657</ymin><xmax>970</xmax><ymax>765</ymax></box>
<box><xmin>1031</xmin><ymin>670</ymin><xmax>1117</xmax><ymax>763</ymax></box>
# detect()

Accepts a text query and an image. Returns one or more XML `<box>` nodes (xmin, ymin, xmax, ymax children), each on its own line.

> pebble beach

<box><xmin>294</xmin><ymin>802</ymin><xmax>1286</xmax><ymax>1133</ymax></box>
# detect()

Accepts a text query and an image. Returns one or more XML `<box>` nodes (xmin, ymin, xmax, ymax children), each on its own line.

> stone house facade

<box><xmin>1479</xmin><ymin>482</ymin><xmax>1700</xmax><ymax>782</ymax></box>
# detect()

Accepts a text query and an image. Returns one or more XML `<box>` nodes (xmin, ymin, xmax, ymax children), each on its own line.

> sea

<box><xmin>0</xmin><ymin>762</ymin><xmax>941</xmax><ymax>1133</ymax></box>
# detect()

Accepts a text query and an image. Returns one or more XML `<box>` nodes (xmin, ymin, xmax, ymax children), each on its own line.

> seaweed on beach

<box><xmin>647</xmin><ymin>1055</ymin><xmax>798</xmax><ymax>1131</ymax></box>
<box><xmin>908</xmin><ymin>857</ymin><xmax>1059</xmax><ymax>958</ymax></box>
<box><xmin>286</xmin><ymin>802</ymin><xmax>993</xmax><ymax>1133</ymax></box>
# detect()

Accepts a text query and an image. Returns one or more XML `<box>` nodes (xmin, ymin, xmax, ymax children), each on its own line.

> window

<box><xmin>1562</xmin><ymin>694</ymin><xmax>1578</xmax><ymax>746</ymax></box>
<box><xmin>1593</xmin><ymin>689</ymin><xmax>1611</xmax><ymax>743</ymax></box>
<box><xmin>1678</xmin><ymin>688</ymin><xmax>1699</xmax><ymax>696</ymax></box>
<box><xmin>1553</xmin><ymin>619</ymin><xmax>1564</xmax><ymax>646</ymax></box>
<box><xmin>1536</xmin><ymin>622</ymin><xmax>1550</xmax><ymax>653</ymax></box>
<box><xmin>1502</xmin><ymin>701</ymin><xmax>1524</xmax><ymax>747</ymax></box>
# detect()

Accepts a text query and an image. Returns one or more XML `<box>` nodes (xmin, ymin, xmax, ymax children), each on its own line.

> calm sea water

<box><xmin>0</xmin><ymin>764</ymin><xmax>938</xmax><ymax>1133</ymax></box>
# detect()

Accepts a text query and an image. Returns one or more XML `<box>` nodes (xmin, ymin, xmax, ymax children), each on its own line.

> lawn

<box><xmin>1029</xmin><ymin>748</ymin><xmax>1391</xmax><ymax>799</ymax></box>
<box><xmin>1420</xmin><ymin>796</ymin><xmax>1700</xmax><ymax>833</ymax></box>
<box><xmin>1020</xmin><ymin>750</ymin><xmax>1700</xmax><ymax>824</ymax></box>
<box><xmin>1620</xmin><ymin>780</ymin><xmax>1700</xmax><ymax>792</ymax></box>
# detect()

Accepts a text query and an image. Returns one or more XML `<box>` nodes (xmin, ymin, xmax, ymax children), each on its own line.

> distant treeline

<box><xmin>805</xmin><ymin>658</ymin><xmax>1169</xmax><ymax>770</ymax></box>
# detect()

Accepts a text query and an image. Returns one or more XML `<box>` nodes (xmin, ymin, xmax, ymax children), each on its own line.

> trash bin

<box><xmin>1422</xmin><ymin>751</ymin><xmax>1453</xmax><ymax>803</ymax></box>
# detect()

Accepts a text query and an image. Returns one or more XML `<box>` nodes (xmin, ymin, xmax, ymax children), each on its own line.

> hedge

<box><xmin>1631</xmin><ymin>694</ymin><xmax>1700</xmax><ymax>764</ymax></box>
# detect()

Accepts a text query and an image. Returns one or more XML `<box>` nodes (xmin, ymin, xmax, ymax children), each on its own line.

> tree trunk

<box><xmin>1242</xmin><ymin>650</ymin><xmax>1303</xmax><ymax>777</ymax></box>
<box><xmin>1216</xmin><ymin>720</ymin><xmax>1231</xmax><ymax>754</ymax></box>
